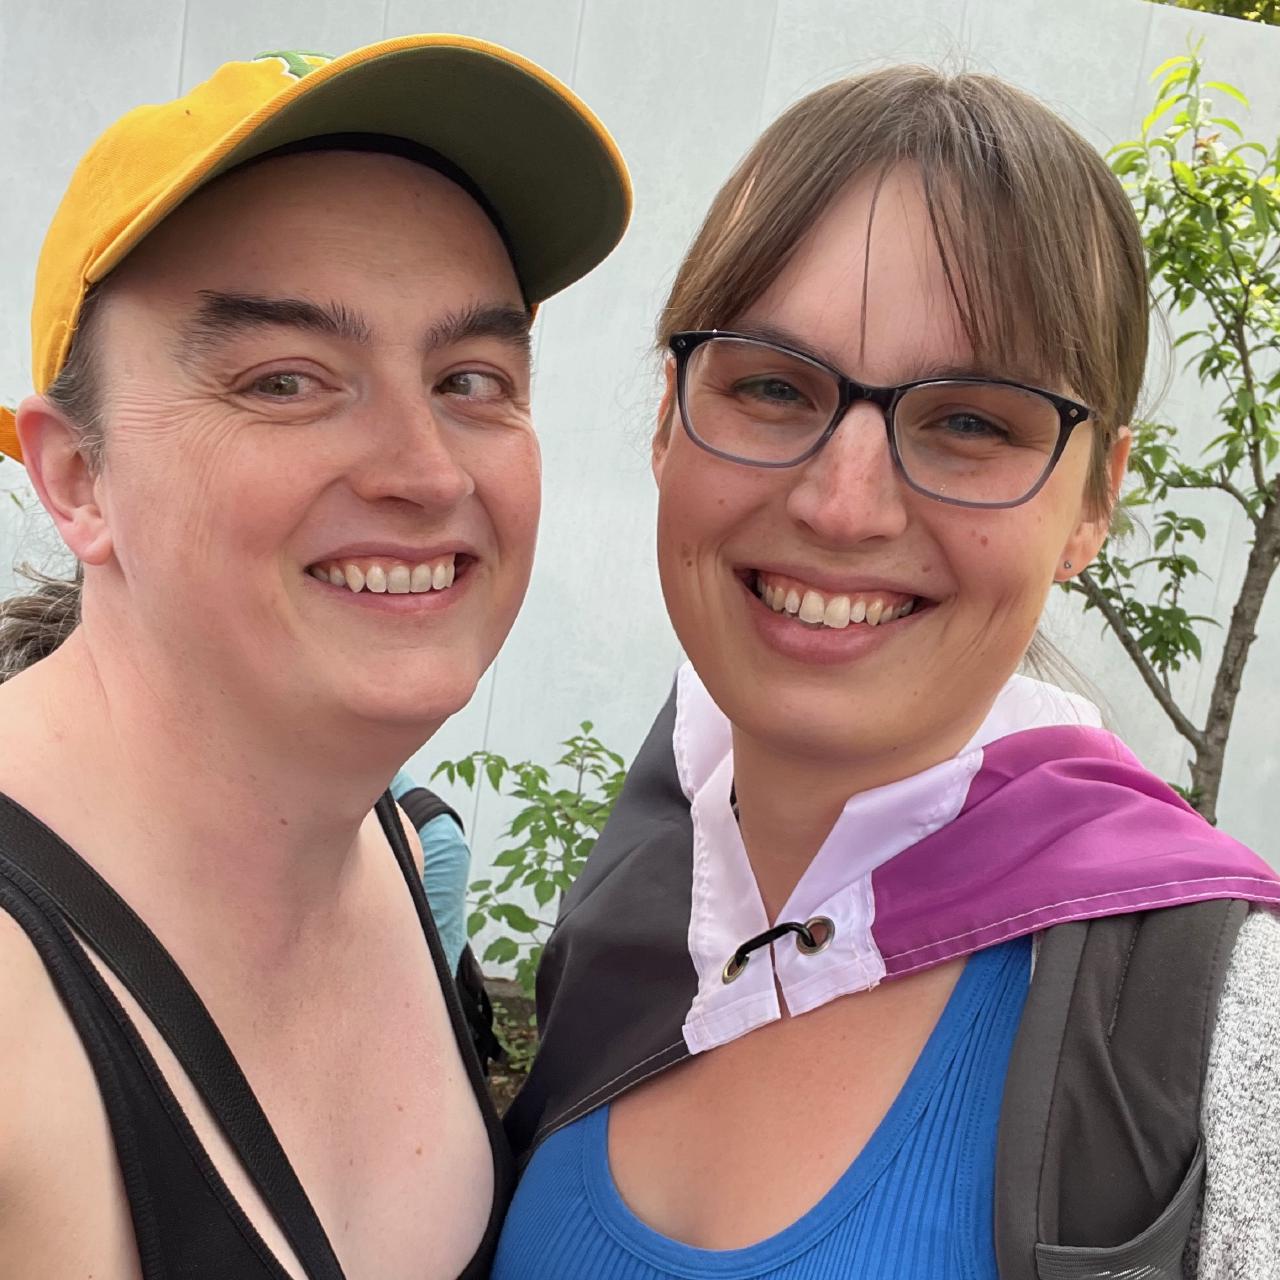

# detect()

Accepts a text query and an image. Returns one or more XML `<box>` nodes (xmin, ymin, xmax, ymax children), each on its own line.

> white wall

<box><xmin>3</xmin><ymin>0</ymin><xmax>1278</xmax><ymax>907</ymax></box>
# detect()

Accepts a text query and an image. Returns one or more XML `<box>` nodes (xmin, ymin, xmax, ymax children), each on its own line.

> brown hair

<box><xmin>0</xmin><ymin>285</ymin><xmax>108</xmax><ymax>681</ymax></box>
<box><xmin>657</xmin><ymin>66</ymin><xmax>1149</xmax><ymax>515</ymax></box>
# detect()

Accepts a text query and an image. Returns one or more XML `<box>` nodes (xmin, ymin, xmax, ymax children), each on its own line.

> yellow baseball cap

<box><xmin>0</xmin><ymin>34</ymin><xmax>632</xmax><ymax>463</ymax></box>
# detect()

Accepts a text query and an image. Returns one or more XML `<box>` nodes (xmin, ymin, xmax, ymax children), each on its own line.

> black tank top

<box><xmin>0</xmin><ymin>790</ymin><xmax>513</xmax><ymax>1278</ymax></box>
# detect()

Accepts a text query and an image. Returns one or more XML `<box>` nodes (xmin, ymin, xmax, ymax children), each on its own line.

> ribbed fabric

<box><xmin>494</xmin><ymin>938</ymin><xmax>1029</xmax><ymax>1279</ymax></box>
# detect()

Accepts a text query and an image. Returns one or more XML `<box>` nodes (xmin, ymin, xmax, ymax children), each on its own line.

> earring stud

<box><xmin>1063</xmin><ymin>560</ymin><xmax>1073</xmax><ymax>571</ymax></box>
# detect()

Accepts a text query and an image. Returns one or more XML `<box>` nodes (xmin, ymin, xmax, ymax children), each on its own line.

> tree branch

<box><xmin>1196</xmin><ymin>495</ymin><xmax>1280</xmax><ymax>790</ymax></box>
<box><xmin>1231</xmin><ymin>315</ymin><xmax>1270</xmax><ymax>496</ymax></box>
<box><xmin>1070</xmin><ymin>571</ymin><xmax>1206</xmax><ymax>751</ymax></box>
<box><xmin>1211</xmin><ymin>475</ymin><xmax>1262</xmax><ymax>527</ymax></box>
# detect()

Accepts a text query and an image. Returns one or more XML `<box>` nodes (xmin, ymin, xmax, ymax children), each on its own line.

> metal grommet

<box><xmin>722</xmin><ymin>952</ymin><xmax>749</xmax><ymax>984</ymax></box>
<box><xmin>796</xmin><ymin>916</ymin><xmax>835</xmax><ymax>956</ymax></box>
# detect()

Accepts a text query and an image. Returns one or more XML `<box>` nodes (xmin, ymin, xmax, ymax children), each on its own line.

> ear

<box><xmin>651</xmin><ymin>357</ymin><xmax>676</xmax><ymax>486</ymax></box>
<box><xmin>16</xmin><ymin>394</ymin><xmax>113</xmax><ymax>566</ymax></box>
<box><xmin>1056</xmin><ymin>427</ymin><xmax>1132</xmax><ymax>582</ymax></box>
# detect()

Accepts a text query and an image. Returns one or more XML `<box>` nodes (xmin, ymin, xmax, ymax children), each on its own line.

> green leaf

<box><xmin>494</xmin><ymin>904</ymin><xmax>540</xmax><ymax>934</ymax></box>
<box><xmin>1150</xmin><ymin>54</ymin><xmax>1192</xmax><ymax>82</ymax></box>
<box><xmin>467</xmin><ymin>910</ymin><xmax>487</xmax><ymax>937</ymax></box>
<box><xmin>486</xmin><ymin>758</ymin><xmax>505</xmax><ymax>793</ymax></box>
<box><xmin>484</xmin><ymin>936</ymin><xmax>519</xmax><ymax>965</ymax></box>
<box><xmin>1203</xmin><ymin>81</ymin><xmax>1249</xmax><ymax>110</ymax></box>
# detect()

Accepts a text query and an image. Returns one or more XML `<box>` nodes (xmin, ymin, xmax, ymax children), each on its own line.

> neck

<box><xmin>730</xmin><ymin>716</ymin><xmax>985</xmax><ymax>921</ymax></box>
<box><xmin>3</xmin><ymin>625</ymin><xmax>434</xmax><ymax>963</ymax></box>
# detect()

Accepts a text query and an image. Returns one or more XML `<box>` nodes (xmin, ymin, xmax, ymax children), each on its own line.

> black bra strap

<box><xmin>0</xmin><ymin>792</ymin><xmax>346</xmax><ymax>1280</ymax></box>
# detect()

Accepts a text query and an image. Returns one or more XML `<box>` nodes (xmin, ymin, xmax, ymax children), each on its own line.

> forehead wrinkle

<box><xmin>173</xmin><ymin>290</ymin><xmax>373</xmax><ymax>366</ymax></box>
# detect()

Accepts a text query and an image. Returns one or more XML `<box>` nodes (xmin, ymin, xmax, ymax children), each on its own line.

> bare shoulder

<box><xmin>0</xmin><ymin>904</ymin><xmax>140</xmax><ymax>1273</ymax></box>
<box><xmin>0</xmin><ymin>907</ymin><xmax>62</xmax><ymax>1164</ymax></box>
<box><xmin>0</xmin><ymin>905</ymin><xmax>71</xmax><ymax>1219</ymax></box>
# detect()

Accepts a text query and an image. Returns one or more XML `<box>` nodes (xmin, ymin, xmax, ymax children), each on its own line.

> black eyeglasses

<box><xmin>668</xmin><ymin>330</ymin><xmax>1095</xmax><ymax>509</ymax></box>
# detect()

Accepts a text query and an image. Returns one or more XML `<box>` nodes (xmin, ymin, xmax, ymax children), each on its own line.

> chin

<box><xmin>330</xmin><ymin>664</ymin><xmax>485</xmax><ymax>733</ymax></box>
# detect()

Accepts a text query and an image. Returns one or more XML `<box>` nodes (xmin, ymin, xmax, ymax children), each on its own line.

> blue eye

<box><xmin>735</xmin><ymin>376</ymin><xmax>809</xmax><ymax>405</ymax></box>
<box><xmin>939</xmin><ymin>412</ymin><xmax>1008</xmax><ymax>440</ymax></box>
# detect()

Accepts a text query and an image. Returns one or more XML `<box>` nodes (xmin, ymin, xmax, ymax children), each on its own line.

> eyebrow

<box><xmin>176</xmin><ymin>293</ymin><xmax>533</xmax><ymax>364</ymax></box>
<box><xmin>423</xmin><ymin>303</ymin><xmax>533</xmax><ymax>360</ymax></box>
<box><xmin>177</xmin><ymin>291</ymin><xmax>373</xmax><ymax>358</ymax></box>
<box><xmin>727</xmin><ymin>320</ymin><xmax>1044</xmax><ymax>387</ymax></box>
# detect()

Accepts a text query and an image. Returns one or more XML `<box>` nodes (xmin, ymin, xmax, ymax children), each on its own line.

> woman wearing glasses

<box><xmin>496</xmin><ymin>67</ymin><xmax>1280</xmax><ymax>1278</ymax></box>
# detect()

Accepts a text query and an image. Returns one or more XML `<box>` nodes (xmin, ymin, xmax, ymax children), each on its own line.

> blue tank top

<box><xmin>493</xmin><ymin>936</ymin><xmax>1030</xmax><ymax>1279</ymax></box>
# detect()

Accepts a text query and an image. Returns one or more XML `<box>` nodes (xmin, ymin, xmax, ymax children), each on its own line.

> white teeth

<box><xmin>315</xmin><ymin>556</ymin><xmax>461</xmax><ymax>595</ymax></box>
<box><xmin>755</xmin><ymin>573</ymin><xmax>920</xmax><ymax>630</ymax></box>
<box><xmin>824</xmin><ymin>595</ymin><xmax>851</xmax><ymax>629</ymax></box>
<box><xmin>799</xmin><ymin>590</ymin><xmax>825</xmax><ymax>624</ymax></box>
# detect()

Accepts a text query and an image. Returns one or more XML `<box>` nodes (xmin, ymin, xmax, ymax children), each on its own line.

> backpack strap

<box><xmin>396</xmin><ymin>785</ymin><xmax>464</xmax><ymax>835</ymax></box>
<box><xmin>995</xmin><ymin>899</ymin><xmax>1247</xmax><ymax>1278</ymax></box>
<box><xmin>391</xmin><ymin>785</ymin><xmax>504</xmax><ymax>1071</ymax></box>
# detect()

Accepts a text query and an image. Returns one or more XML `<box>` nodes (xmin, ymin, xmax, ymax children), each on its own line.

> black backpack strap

<box><xmin>995</xmin><ymin>899</ymin><xmax>1247</xmax><ymax>1278</ymax></box>
<box><xmin>456</xmin><ymin>942</ymin><xmax>506</xmax><ymax>1073</ymax></box>
<box><xmin>391</xmin><ymin>786</ymin><xmax>504</xmax><ymax>1072</ymax></box>
<box><xmin>0</xmin><ymin>792</ymin><xmax>345</xmax><ymax>1280</ymax></box>
<box><xmin>396</xmin><ymin>785</ymin><xmax>464</xmax><ymax>835</ymax></box>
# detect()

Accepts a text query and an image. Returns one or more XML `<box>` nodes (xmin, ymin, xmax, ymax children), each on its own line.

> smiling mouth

<box><xmin>747</xmin><ymin>570</ymin><xmax>925</xmax><ymax>630</ymax></box>
<box><xmin>306</xmin><ymin>552</ymin><xmax>471</xmax><ymax>595</ymax></box>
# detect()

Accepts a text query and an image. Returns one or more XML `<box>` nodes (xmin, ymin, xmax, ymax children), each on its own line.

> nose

<box><xmin>785</xmin><ymin>401</ymin><xmax>910</xmax><ymax>546</ymax></box>
<box><xmin>347</xmin><ymin>386</ymin><xmax>474</xmax><ymax>513</ymax></box>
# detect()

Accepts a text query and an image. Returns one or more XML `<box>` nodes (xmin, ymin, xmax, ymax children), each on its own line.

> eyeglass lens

<box><xmin>682</xmin><ymin>337</ymin><xmax>1063</xmax><ymax>505</ymax></box>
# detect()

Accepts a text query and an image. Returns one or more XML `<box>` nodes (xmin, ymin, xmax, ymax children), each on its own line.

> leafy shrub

<box><xmin>435</xmin><ymin>723</ymin><xmax>627</xmax><ymax>995</ymax></box>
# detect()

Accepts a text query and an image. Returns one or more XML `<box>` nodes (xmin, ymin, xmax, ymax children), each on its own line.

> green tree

<box><xmin>1150</xmin><ymin>0</ymin><xmax>1280</xmax><ymax>25</ymax></box>
<box><xmin>1078</xmin><ymin>50</ymin><xmax>1280</xmax><ymax>823</ymax></box>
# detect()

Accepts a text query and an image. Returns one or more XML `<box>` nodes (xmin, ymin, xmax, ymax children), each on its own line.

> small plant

<box><xmin>435</xmin><ymin>723</ymin><xmax>627</xmax><ymax>995</ymax></box>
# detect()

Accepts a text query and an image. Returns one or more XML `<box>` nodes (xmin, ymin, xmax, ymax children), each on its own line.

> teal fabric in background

<box><xmin>390</xmin><ymin>769</ymin><xmax>471</xmax><ymax>974</ymax></box>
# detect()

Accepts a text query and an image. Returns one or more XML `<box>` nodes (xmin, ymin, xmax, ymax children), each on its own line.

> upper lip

<box><xmin>743</xmin><ymin>562</ymin><xmax>934</xmax><ymax>600</ymax></box>
<box><xmin>308</xmin><ymin>541</ymin><xmax>478</xmax><ymax>564</ymax></box>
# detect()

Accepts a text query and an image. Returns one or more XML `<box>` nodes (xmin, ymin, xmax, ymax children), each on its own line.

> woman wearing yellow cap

<box><xmin>0</xmin><ymin>38</ymin><xmax>628</xmax><ymax>1280</ymax></box>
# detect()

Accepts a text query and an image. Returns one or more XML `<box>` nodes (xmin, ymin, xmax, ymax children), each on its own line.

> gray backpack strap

<box><xmin>995</xmin><ymin>899</ymin><xmax>1247</xmax><ymax>1279</ymax></box>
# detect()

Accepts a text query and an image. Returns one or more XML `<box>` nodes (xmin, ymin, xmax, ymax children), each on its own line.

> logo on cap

<box><xmin>253</xmin><ymin>50</ymin><xmax>332</xmax><ymax>80</ymax></box>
